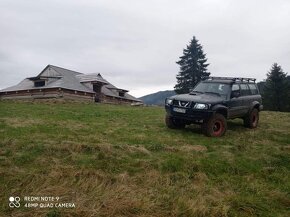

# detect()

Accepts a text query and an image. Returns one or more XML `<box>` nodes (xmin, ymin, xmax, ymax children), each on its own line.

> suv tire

<box><xmin>165</xmin><ymin>115</ymin><xmax>185</xmax><ymax>129</ymax></box>
<box><xmin>203</xmin><ymin>113</ymin><xmax>227</xmax><ymax>137</ymax></box>
<box><xmin>244</xmin><ymin>108</ymin><xmax>259</xmax><ymax>128</ymax></box>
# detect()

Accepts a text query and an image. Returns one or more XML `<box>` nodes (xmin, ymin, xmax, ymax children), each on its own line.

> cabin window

<box><xmin>34</xmin><ymin>80</ymin><xmax>45</xmax><ymax>87</ymax></box>
<box><xmin>93</xmin><ymin>84</ymin><xmax>102</xmax><ymax>93</ymax></box>
<box><xmin>119</xmin><ymin>92</ymin><xmax>125</xmax><ymax>97</ymax></box>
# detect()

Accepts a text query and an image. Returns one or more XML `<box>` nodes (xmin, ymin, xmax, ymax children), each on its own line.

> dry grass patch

<box><xmin>1</xmin><ymin>117</ymin><xmax>43</xmax><ymax>127</ymax></box>
<box><xmin>281</xmin><ymin>145</ymin><xmax>290</xmax><ymax>152</ymax></box>
<box><xmin>9</xmin><ymin>168</ymin><xmax>164</xmax><ymax>217</ymax></box>
<box><xmin>180</xmin><ymin>145</ymin><xmax>208</xmax><ymax>152</ymax></box>
<box><xmin>163</xmin><ymin>144</ymin><xmax>207</xmax><ymax>153</ymax></box>
<box><xmin>56</xmin><ymin>120</ymin><xmax>90</xmax><ymax>131</ymax></box>
<box><xmin>122</xmin><ymin>145</ymin><xmax>151</xmax><ymax>155</ymax></box>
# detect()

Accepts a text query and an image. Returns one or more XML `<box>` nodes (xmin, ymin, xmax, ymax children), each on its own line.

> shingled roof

<box><xmin>0</xmin><ymin>65</ymin><xmax>141</xmax><ymax>102</ymax></box>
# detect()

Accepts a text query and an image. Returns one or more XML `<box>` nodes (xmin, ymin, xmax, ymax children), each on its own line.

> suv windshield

<box><xmin>191</xmin><ymin>82</ymin><xmax>230</xmax><ymax>98</ymax></box>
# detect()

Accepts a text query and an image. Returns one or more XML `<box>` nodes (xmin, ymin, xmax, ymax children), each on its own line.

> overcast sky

<box><xmin>0</xmin><ymin>0</ymin><xmax>289</xmax><ymax>97</ymax></box>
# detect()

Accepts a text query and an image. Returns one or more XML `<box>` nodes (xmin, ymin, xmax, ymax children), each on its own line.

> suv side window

<box><xmin>231</xmin><ymin>84</ymin><xmax>240</xmax><ymax>98</ymax></box>
<box><xmin>232</xmin><ymin>84</ymin><xmax>239</xmax><ymax>91</ymax></box>
<box><xmin>240</xmin><ymin>84</ymin><xmax>251</xmax><ymax>96</ymax></box>
<box><xmin>248</xmin><ymin>83</ymin><xmax>258</xmax><ymax>95</ymax></box>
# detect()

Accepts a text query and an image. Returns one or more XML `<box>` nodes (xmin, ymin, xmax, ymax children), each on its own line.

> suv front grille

<box><xmin>173</xmin><ymin>100</ymin><xmax>191</xmax><ymax>108</ymax></box>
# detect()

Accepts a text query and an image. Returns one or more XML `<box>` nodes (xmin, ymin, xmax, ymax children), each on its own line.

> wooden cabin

<box><xmin>0</xmin><ymin>65</ymin><xmax>142</xmax><ymax>104</ymax></box>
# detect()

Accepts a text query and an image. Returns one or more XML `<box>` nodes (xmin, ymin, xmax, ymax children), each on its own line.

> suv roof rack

<box><xmin>206</xmin><ymin>76</ymin><xmax>256</xmax><ymax>83</ymax></box>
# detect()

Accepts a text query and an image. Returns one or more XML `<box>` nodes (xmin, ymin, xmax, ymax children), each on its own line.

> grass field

<box><xmin>0</xmin><ymin>101</ymin><xmax>289</xmax><ymax>217</ymax></box>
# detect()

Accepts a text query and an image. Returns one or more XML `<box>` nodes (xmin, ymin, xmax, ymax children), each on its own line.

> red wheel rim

<box><xmin>213</xmin><ymin>120</ymin><xmax>223</xmax><ymax>136</ymax></box>
<box><xmin>252</xmin><ymin>113</ymin><xmax>257</xmax><ymax>126</ymax></box>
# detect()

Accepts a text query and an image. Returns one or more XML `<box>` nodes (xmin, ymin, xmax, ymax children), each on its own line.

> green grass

<box><xmin>0</xmin><ymin>101</ymin><xmax>289</xmax><ymax>216</ymax></box>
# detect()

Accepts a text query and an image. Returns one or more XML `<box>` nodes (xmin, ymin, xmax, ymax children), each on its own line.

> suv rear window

<box><xmin>248</xmin><ymin>83</ymin><xmax>258</xmax><ymax>95</ymax></box>
<box><xmin>240</xmin><ymin>84</ymin><xmax>251</xmax><ymax>96</ymax></box>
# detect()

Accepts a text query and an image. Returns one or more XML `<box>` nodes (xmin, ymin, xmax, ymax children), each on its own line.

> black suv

<box><xmin>165</xmin><ymin>77</ymin><xmax>263</xmax><ymax>137</ymax></box>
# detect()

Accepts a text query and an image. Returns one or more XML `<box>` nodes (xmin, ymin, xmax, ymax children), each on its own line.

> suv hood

<box><xmin>169</xmin><ymin>93</ymin><xmax>224</xmax><ymax>104</ymax></box>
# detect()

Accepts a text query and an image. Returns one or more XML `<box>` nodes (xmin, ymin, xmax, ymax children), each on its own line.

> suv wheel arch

<box><xmin>211</xmin><ymin>105</ymin><xmax>228</xmax><ymax>119</ymax></box>
<box><xmin>250</xmin><ymin>101</ymin><xmax>261</xmax><ymax>112</ymax></box>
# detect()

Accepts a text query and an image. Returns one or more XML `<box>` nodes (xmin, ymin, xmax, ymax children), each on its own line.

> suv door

<box><xmin>239</xmin><ymin>83</ymin><xmax>252</xmax><ymax>115</ymax></box>
<box><xmin>228</xmin><ymin>84</ymin><xmax>244</xmax><ymax>118</ymax></box>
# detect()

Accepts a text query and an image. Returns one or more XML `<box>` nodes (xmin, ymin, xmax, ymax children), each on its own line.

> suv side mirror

<box><xmin>231</xmin><ymin>91</ymin><xmax>240</xmax><ymax>98</ymax></box>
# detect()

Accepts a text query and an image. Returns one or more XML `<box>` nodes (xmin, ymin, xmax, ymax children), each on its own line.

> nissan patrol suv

<box><xmin>165</xmin><ymin>77</ymin><xmax>263</xmax><ymax>137</ymax></box>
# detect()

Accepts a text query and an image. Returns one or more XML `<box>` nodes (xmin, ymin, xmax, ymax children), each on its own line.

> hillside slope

<box><xmin>139</xmin><ymin>90</ymin><xmax>175</xmax><ymax>105</ymax></box>
<box><xmin>0</xmin><ymin>101</ymin><xmax>289</xmax><ymax>217</ymax></box>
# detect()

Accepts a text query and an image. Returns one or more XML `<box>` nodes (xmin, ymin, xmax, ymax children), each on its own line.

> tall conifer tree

<box><xmin>174</xmin><ymin>36</ymin><xmax>210</xmax><ymax>94</ymax></box>
<box><xmin>263</xmin><ymin>63</ymin><xmax>289</xmax><ymax>111</ymax></box>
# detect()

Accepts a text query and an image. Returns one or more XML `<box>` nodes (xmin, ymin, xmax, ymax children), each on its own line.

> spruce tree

<box><xmin>263</xmin><ymin>63</ymin><xmax>290</xmax><ymax>111</ymax></box>
<box><xmin>174</xmin><ymin>36</ymin><xmax>210</xmax><ymax>94</ymax></box>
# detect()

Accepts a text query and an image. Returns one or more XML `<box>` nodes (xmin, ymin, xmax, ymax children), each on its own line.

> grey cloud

<box><xmin>0</xmin><ymin>0</ymin><xmax>290</xmax><ymax>97</ymax></box>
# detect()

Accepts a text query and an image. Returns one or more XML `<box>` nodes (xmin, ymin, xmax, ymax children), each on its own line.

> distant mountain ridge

<box><xmin>139</xmin><ymin>90</ymin><xmax>176</xmax><ymax>105</ymax></box>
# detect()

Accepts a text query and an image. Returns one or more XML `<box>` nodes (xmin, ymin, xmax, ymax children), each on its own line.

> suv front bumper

<box><xmin>165</xmin><ymin>105</ymin><xmax>213</xmax><ymax>122</ymax></box>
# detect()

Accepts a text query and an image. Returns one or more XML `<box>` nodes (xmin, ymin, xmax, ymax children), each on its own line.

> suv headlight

<box><xmin>194</xmin><ymin>103</ymin><xmax>209</xmax><ymax>109</ymax></box>
<box><xmin>165</xmin><ymin>98</ymin><xmax>173</xmax><ymax>105</ymax></box>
